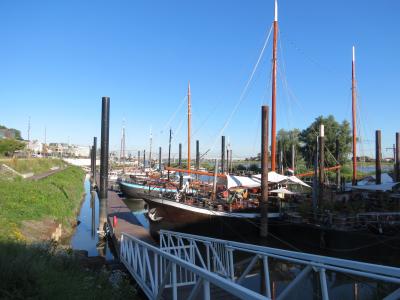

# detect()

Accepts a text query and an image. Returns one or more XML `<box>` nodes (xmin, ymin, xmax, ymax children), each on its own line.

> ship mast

<box><xmin>352</xmin><ymin>46</ymin><xmax>357</xmax><ymax>185</ymax></box>
<box><xmin>271</xmin><ymin>0</ymin><xmax>278</xmax><ymax>171</ymax></box>
<box><xmin>187</xmin><ymin>82</ymin><xmax>191</xmax><ymax>171</ymax></box>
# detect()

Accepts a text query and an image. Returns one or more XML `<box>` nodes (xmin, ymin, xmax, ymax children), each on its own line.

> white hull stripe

<box><xmin>146</xmin><ymin>197</ymin><xmax>281</xmax><ymax>219</ymax></box>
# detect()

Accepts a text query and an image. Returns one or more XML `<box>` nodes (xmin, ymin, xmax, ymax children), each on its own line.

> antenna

<box><xmin>274</xmin><ymin>0</ymin><xmax>278</xmax><ymax>22</ymax></box>
<box><xmin>27</xmin><ymin>116</ymin><xmax>31</xmax><ymax>141</ymax></box>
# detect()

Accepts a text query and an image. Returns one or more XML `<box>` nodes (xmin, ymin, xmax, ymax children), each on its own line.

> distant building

<box><xmin>27</xmin><ymin>140</ymin><xmax>43</xmax><ymax>153</ymax></box>
<box><xmin>47</xmin><ymin>143</ymin><xmax>90</xmax><ymax>158</ymax></box>
<box><xmin>71</xmin><ymin>145</ymin><xmax>90</xmax><ymax>158</ymax></box>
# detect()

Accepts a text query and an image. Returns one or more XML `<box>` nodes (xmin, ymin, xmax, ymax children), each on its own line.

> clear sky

<box><xmin>1</xmin><ymin>0</ymin><xmax>399</xmax><ymax>159</ymax></box>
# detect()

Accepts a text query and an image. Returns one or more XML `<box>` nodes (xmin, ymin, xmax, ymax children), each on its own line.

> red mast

<box><xmin>352</xmin><ymin>46</ymin><xmax>357</xmax><ymax>185</ymax></box>
<box><xmin>271</xmin><ymin>0</ymin><xmax>278</xmax><ymax>171</ymax></box>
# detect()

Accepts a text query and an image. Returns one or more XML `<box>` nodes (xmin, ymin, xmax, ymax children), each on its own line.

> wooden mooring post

<box><xmin>221</xmin><ymin>136</ymin><xmax>225</xmax><ymax>173</ymax></box>
<box><xmin>336</xmin><ymin>138</ymin><xmax>341</xmax><ymax>190</ymax></box>
<box><xmin>318</xmin><ymin>124</ymin><xmax>325</xmax><ymax>207</ymax></box>
<box><xmin>168</xmin><ymin>129</ymin><xmax>172</xmax><ymax>181</ymax></box>
<box><xmin>376</xmin><ymin>130</ymin><xmax>382</xmax><ymax>184</ymax></box>
<box><xmin>396</xmin><ymin>132</ymin><xmax>400</xmax><ymax>182</ymax></box>
<box><xmin>99</xmin><ymin>96</ymin><xmax>110</xmax><ymax>234</ymax></box>
<box><xmin>179</xmin><ymin>143</ymin><xmax>183</xmax><ymax>189</ymax></box>
<box><xmin>260</xmin><ymin>105</ymin><xmax>269</xmax><ymax>238</ymax></box>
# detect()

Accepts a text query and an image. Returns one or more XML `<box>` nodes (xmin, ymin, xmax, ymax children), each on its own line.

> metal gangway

<box><xmin>120</xmin><ymin>230</ymin><xmax>400</xmax><ymax>300</ymax></box>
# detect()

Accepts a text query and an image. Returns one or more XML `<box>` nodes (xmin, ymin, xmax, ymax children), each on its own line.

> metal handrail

<box><xmin>160</xmin><ymin>230</ymin><xmax>400</xmax><ymax>282</ymax></box>
<box><xmin>120</xmin><ymin>232</ymin><xmax>268</xmax><ymax>300</ymax></box>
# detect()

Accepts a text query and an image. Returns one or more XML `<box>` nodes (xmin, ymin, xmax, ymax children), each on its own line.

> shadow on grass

<box><xmin>0</xmin><ymin>240</ymin><xmax>138</xmax><ymax>300</ymax></box>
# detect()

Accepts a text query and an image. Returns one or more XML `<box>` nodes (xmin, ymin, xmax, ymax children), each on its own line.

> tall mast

<box><xmin>187</xmin><ymin>82</ymin><xmax>191</xmax><ymax>171</ymax></box>
<box><xmin>352</xmin><ymin>46</ymin><xmax>357</xmax><ymax>185</ymax></box>
<box><xmin>271</xmin><ymin>0</ymin><xmax>278</xmax><ymax>171</ymax></box>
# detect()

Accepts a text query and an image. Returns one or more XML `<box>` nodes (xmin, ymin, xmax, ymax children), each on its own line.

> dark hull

<box><xmin>144</xmin><ymin>197</ymin><xmax>400</xmax><ymax>266</ymax></box>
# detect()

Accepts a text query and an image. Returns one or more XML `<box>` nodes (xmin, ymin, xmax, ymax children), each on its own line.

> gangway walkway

<box><xmin>120</xmin><ymin>230</ymin><xmax>400</xmax><ymax>300</ymax></box>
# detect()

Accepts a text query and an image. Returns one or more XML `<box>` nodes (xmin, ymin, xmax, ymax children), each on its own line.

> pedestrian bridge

<box><xmin>120</xmin><ymin>230</ymin><xmax>400</xmax><ymax>300</ymax></box>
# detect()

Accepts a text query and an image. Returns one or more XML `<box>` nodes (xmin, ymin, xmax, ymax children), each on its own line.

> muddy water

<box><xmin>70</xmin><ymin>179</ymin><xmax>115</xmax><ymax>259</ymax></box>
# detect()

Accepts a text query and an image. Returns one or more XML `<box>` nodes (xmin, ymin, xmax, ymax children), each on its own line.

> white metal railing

<box><xmin>160</xmin><ymin>230</ymin><xmax>400</xmax><ymax>300</ymax></box>
<box><xmin>120</xmin><ymin>232</ymin><xmax>268</xmax><ymax>300</ymax></box>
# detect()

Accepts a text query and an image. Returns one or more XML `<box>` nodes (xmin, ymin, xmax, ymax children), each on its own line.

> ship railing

<box><xmin>120</xmin><ymin>232</ymin><xmax>267</xmax><ymax>300</ymax></box>
<box><xmin>160</xmin><ymin>230</ymin><xmax>400</xmax><ymax>300</ymax></box>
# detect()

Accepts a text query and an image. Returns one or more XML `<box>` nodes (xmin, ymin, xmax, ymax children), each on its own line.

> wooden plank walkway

<box><xmin>106</xmin><ymin>189</ymin><xmax>156</xmax><ymax>256</ymax></box>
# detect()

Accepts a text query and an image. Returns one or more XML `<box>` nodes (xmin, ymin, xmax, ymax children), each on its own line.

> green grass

<box><xmin>0</xmin><ymin>158</ymin><xmax>67</xmax><ymax>175</ymax></box>
<box><xmin>0</xmin><ymin>242</ymin><xmax>137</xmax><ymax>299</ymax></box>
<box><xmin>0</xmin><ymin>166</ymin><xmax>85</xmax><ymax>241</ymax></box>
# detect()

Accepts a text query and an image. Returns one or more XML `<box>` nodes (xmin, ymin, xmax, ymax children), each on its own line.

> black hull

<box><xmin>144</xmin><ymin>197</ymin><xmax>400</xmax><ymax>266</ymax></box>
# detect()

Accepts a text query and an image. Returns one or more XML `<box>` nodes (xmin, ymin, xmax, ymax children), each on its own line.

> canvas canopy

<box><xmin>270</xmin><ymin>188</ymin><xmax>297</xmax><ymax>194</ymax></box>
<box><xmin>225</xmin><ymin>172</ymin><xmax>310</xmax><ymax>189</ymax></box>
<box><xmin>252</xmin><ymin>172</ymin><xmax>310</xmax><ymax>187</ymax></box>
<box><xmin>226</xmin><ymin>175</ymin><xmax>261</xmax><ymax>189</ymax></box>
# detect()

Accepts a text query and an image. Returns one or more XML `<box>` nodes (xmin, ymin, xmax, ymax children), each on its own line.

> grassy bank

<box><xmin>0</xmin><ymin>165</ymin><xmax>85</xmax><ymax>241</ymax></box>
<box><xmin>0</xmin><ymin>158</ymin><xmax>66</xmax><ymax>175</ymax></box>
<box><xmin>0</xmin><ymin>242</ymin><xmax>137</xmax><ymax>299</ymax></box>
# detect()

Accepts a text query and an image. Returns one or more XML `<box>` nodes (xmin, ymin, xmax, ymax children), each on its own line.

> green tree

<box><xmin>0</xmin><ymin>139</ymin><xmax>25</xmax><ymax>156</ymax></box>
<box><xmin>277</xmin><ymin>128</ymin><xmax>301</xmax><ymax>169</ymax></box>
<box><xmin>299</xmin><ymin>115</ymin><xmax>351</xmax><ymax>168</ymax></box>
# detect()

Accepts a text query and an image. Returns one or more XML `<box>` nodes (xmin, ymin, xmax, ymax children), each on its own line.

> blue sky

<box><xmin>0</xmin><ymin>0</ymin><xmax>399</xmax><ymax>159</ymax></box>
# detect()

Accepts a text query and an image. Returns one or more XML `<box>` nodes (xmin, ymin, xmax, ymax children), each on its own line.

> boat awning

<box><xmin>226</xmin><ymin>175</ymin><xmax>260</xmax><ymax>189</ymax></box>
<box><xmin>270</xmin><ymin>188</ymin><xmax>297</xmax><ymax>194</ymax></box>
<box><xmin>252</xmin><ymin>172</ymin><xmax>310</xmax><ymax>187</ymax></box>
<box><xmin>252</xmin><ymin>171</ymin><xmax>288</xmax><ymax>183</ymax></box>
<box><xmin>287</xmin><ymin>176</ymin><xmax>311</xmax><ymax>188</ymax></box>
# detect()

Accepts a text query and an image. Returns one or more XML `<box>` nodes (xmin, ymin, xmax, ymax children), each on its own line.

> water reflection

<box><xmin>123</xmin><ymin>198</ymin><xmax>149</xmax><ymax>229</ymax></box>
<box><xmin>70</xmin><ymin>179</ymin><xmax>114</xmax><ymax>259</ymax></box>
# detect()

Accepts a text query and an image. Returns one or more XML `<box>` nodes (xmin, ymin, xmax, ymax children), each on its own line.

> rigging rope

<box><xmin>209</xmin><ymin>23</ymin><xmax>274</xmax><ymax>152</ymax></box>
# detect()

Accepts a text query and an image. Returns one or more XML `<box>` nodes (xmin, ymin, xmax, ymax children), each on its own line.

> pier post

<box><xmin>100</xmin><ymin>97</ymin><xmax>110</xmax><ymax>199</ymax></box>
<box><xmin>376</xmin><ymin>130</ymin><xmax>382</xmax><ymax>184</ymax></box>
<box><xmin>221</xmin><ymin>136</ymin><xmax>225</xmax><ymax>173</ymax></box>
<box><xmin>179</xmin><ymin>143</ymin><xmax>183</xmax><ymax>189</ymax></box>
<box><xmin>336</xmin><ymin>138</ymin><xmax>341</xmax><ymax>190</ymax></box>
<box><xmin>90</xmin><ymin>147</ymin><xmax>93</xmax><ymax>178</ymax></box>
<box><xmin>312</xmin><ymin>137</ymin><xmax>318</xmax><ymax>216</ymax></box>
<box><xmin>318</xmin><ymin>124</ymin><xmax>325</xmax><ymax>208</ymax></box>
<box><xmin>92</xmin><ymin>137</ymin><xmax>97</xmax><ymax>188</ymax></box>
<box><xmin>211</xmin><ymin>159</ymin><xmax>219</xmax><ymax>201</ymax></box>
<box><xmin>196</xmin><ymin>140</ymin><xmax>200</xmax><ymax>180</ymax></box>
<box><xmin>229</xmin><ymin>149</ymin><xmax>233</xmax><ymax>173</ymax></box>
<box><xmin>278</xmin><ymin>140</ymin><xmax>283</xmax><ymax>174</ymax></box>
<box><xmin>168</xmin><ymin>129</ymin><xmax>172</xmax><ymax>180</ymax></box>
<box><xmin>260</xmin><ymin>105</ymin><xmax>269</xmax><ymax>238</ymax></box>
<box><xmin>396</xmin><ymin>132</ymin><xmax>400</xmax><ymax>182</ymax></box>
<box><xmin>196</xmin><ymin>140</ymin><xmax>200</xmax><ymax>170</ymax></box>
<box><xmin>99</xmin><ymin>96</ymin><xmax>110</xmax><ymax>234</ymax></box>
<box><xmin>159</xmin><ymin>147</ymin><xmax>162</xmax><ymax>171</ymax></box>
<box><xmin>291</xmin><ymin>143</ymin><xmax>295</xmax><ymax>174</ymax></box>
<box><xmin>226</xmin><ymin>148</ymin><xmax>229</xmax><ymax>174</ymax></box>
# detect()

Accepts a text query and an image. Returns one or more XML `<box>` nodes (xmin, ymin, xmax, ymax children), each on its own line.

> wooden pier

<box><xmin>106</xmin><ymin>189</ymin><xmax>156</xmax><ymax>251</ymax></box>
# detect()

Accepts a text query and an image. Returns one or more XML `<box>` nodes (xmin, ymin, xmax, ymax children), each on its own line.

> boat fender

<box><xmin>148</xmin><ymin>208</ymin><xmax>163</xmax><ymax>222</ymax></box>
